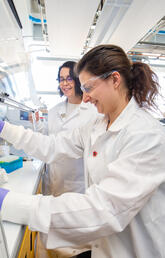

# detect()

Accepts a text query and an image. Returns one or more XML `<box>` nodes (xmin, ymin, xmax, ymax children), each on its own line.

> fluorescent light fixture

<box><xmin>142</xmin><ymin>52</ymin><xmax>160</xmax><ymax>57</ymax></box>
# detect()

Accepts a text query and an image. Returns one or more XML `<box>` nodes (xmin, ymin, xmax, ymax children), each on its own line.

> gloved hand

<box><xmin>0</xmin><ymin>120</ymin><xmax>5</xmax><ymax>133</ymax></box>
<box><xmin>0</xmin><ymin>188</ymin><xmax>9</xmax><ymax>210</ymax></box>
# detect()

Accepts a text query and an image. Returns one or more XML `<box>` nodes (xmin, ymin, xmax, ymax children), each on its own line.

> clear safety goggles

<box><xmin>80</xmin><ymin>70</ymin><xmax>116</xmax><ymax>93</ymax></box>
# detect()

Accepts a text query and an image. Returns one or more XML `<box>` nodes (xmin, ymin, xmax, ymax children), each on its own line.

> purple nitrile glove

<box><xmin>0</xmin><ymin>188</ymin><xmax>9</xmax><ymax>210</ymax></box>
<box><xmin>0</xmin><ymin>120</ymin><xmax>5</xmax><ymax>133</ymax></box>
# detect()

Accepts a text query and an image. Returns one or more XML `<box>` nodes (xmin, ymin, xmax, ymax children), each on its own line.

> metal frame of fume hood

<box><xmin>0</xmin><ymin>92</ymin><xmax>37</xmax><ymax>131</ymax></box>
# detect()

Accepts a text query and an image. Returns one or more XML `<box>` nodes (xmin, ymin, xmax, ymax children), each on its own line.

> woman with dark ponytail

<box><xmin>0</xmin><ymin>44</ymin><xmax>165</xmax><ymax>258</ymax></box>
<box><xmin>76</xmin><ymin>44</ymin><xmax>160</xmax><ymax>112</ymax></box>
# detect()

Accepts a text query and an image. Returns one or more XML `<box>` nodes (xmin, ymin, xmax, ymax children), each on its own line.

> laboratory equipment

<box><xmin>0</xmin><ymin>92</ymin><xmax>38</xmax><ymax>157</ymax></box>
<box><xmin>0</xmin><ymin>139</ymin><xmax>10</xmax><ymax>157</ymax></box>
<box><xmin>0</xmin><ymin>92</ymin><xmax>37</xmax><ymax>130</ymax></box>
<box><xmin>0</xmin><ymin>155</ymin><xmax>23</xmax><ymax>173</ymax></box>
<box><xmin>0</xmin><ymin>168</ymin><xmax>8</xmax><ymax>185</ymax></box>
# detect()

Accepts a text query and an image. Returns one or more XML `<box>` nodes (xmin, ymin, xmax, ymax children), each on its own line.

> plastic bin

<box><xmin>0</xmin><ymin>156</ymin><xmax>23</xmax><ymax>173</ymax></box>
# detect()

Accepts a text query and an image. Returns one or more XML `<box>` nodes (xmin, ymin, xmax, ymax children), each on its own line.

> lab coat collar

<box><xmin>108</xmin><ymin>97</ymin><xmax>140</xmax><ymax>132</ymax></box>
<box><xmin>58</xmin><ymin>100</ymin><xmax>86</xmax><ymax>122</ymax></box>
<box><xmin>79</xmin><ymin>101</ymin><xmax>92</xmax><ymax>110</ymax></box>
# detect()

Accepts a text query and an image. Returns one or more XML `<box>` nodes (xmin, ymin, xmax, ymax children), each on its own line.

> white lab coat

<box><xmin>1</xmin><ymin>97</ymin><xmax>165</xmax><ymax>258</ymax></box>
<box><xmin>36</xmin><ymin>101</ymin><xmax>98</xmax><ymax>196</ymax></box>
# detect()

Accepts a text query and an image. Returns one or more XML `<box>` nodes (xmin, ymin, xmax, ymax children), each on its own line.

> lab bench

<box><xmin>2</xmin><ymin>159</ymin><xmax>45</xmax><ymax>258</ymax></box>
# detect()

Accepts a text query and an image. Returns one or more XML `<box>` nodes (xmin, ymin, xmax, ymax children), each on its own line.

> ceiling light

<box><xmin>142</xmin><ymin>52</ymin><xmax>160</xmax><ymax>57</ymax></box>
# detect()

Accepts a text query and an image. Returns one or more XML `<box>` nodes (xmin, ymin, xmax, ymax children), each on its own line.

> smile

<box><xmin>62</xmin><ymin>87</ymin><xmax>72</xmax><ymax>91</ymax></box>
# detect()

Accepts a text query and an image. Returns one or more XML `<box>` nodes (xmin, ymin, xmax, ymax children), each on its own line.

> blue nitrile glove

<box><xmin>0</xmin><ymin>120</ymin><xmax>5</xmax><ymax>133</ymax></box>
<box><xmin>0</xmin><ymin>188</ymin><xmax>9</xmax><ymax>210</ymax></box>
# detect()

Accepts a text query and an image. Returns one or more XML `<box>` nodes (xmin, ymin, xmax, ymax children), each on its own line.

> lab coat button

<box><xmin>93</xmin><ymin>151</ymin><xmax>97</xmax><ymax>157</ymax></box>
<box><xmin>94</xmin><ymin>244</ymin><xmax>99</xmax><ymax>248</ymax></box>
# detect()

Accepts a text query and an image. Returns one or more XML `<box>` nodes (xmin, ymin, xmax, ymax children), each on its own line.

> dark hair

<box><xmin>76</xmin><ymin>44</ymin><xmax>160</xmax><ymax>109</ymax></box>
<box><xmin>57</xmin><ymin>61</ymin><xmax>82</xmax><ymax>97</ymax></box>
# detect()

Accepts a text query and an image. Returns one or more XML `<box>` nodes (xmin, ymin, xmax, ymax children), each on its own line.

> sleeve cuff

<box><xmin>0</xmin><ymin>188</ymin><xmax>9</xmax><ymax>210</ymax></box>
<box><xmin>0</xmin><ymin>121</ymin><xmax>5</xmax><ymax>133</ymax></box>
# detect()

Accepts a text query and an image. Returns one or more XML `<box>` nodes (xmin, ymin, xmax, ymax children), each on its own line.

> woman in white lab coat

<box><xmin>1</xmin><ymin>44</ymin><xmax>165</xmax><ymax>258</ymax></box>
<box><xmin>32</xmin><ymin>61</ymin><xmax>96</xmax><ymax>257</ymax></box>
<box><xmin>35</xmin><ymin>61</ymin><xmax>97</xmax><ymax>197</ymax></box>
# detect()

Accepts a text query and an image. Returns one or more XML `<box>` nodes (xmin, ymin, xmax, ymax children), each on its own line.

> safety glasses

<box><xmin>58</xmin><ymin>76</ymin><xmax>73</xmax><ymax>84</ymax></box>
<box><xmin>80</xmin><ymin>70</ymin><xmax>116</xmax><ymax>93</ymax></box>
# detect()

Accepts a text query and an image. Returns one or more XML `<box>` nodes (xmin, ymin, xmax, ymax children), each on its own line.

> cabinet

<box><xmin>17</xmin><ymin>229</ymin><xmax>36</xmax><ymax>258</ymax></box>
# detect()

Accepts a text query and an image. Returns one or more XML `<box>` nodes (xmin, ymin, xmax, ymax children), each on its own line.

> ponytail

<box><xmin>129</xmin><ymin>62</ymin><xmax>159</xmax><ymax>109</ymax></box>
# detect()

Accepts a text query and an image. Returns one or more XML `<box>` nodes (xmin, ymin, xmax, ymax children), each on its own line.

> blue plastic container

<box><xmin>0</xmin><ymin>157</ymin><xmax>23</xmax><ymax>173</ymax></box>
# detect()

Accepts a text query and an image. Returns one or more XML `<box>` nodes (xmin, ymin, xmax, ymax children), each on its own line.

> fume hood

<box><xmin>0</xmin><ymin>0</ymin><xmax>26</xmax><ymax>66</ymax></box>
